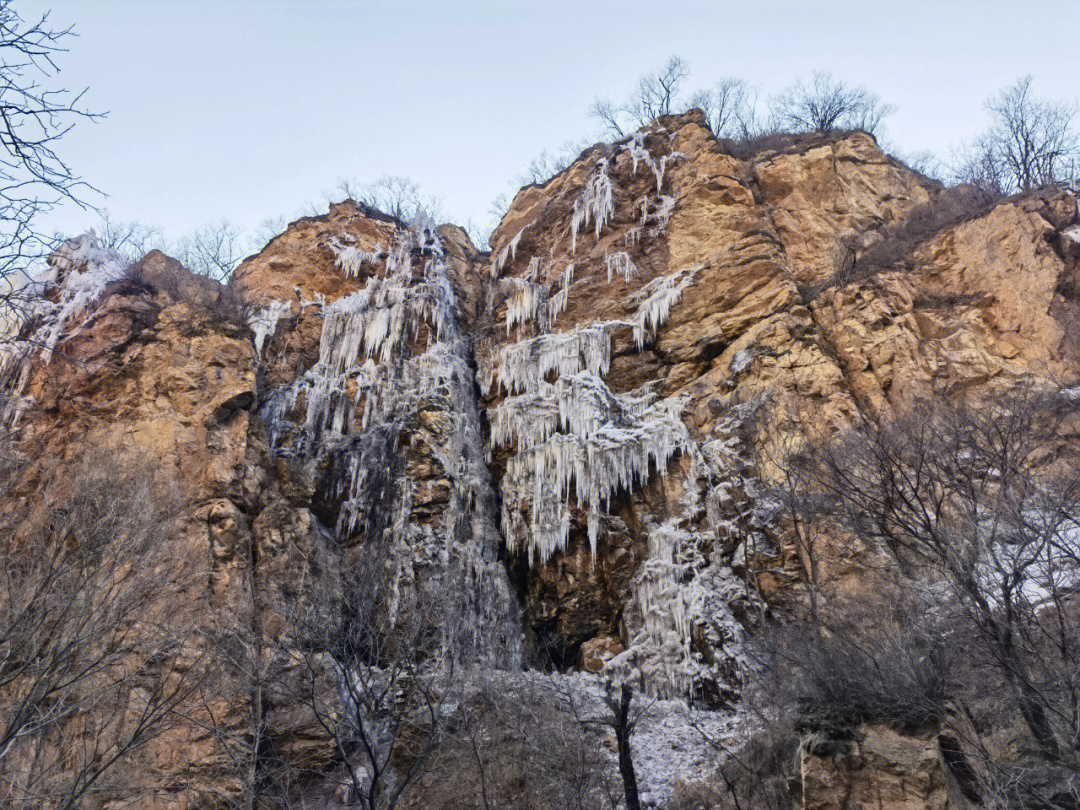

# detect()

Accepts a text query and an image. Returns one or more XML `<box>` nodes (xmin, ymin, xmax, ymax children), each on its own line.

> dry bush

<box><xmin>403</xmin><ymin>672</ymin><xmax>621</xmax><ymax>810</ymax></box>
<box><xmin>0</xmin><ymin>441</ymin><xmax>201</xmax><ymax>809</ymax></box>
<box><xmin>758</xmin><ymin>388</ymin><xmax>1080</xmax><ymax>808</ymax></box>
<box><xmin>720</xmin><ymin>129</ymin><xmax>859</xmax><ymax>162</ymax></box>
<box><xmin>852</xmin><ymin>184</ymin><xmax>996</xmax><ymax>274</ymax></box>
<box><xmin>124</xmin><ymin>251</ymin><xmax>244</xmax><ymax>324</ymax></box>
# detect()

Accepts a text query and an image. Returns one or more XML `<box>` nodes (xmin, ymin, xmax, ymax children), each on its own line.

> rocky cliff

<box><xmin>1</xmin><ymin>109</ymin><xmax>1078</xmax><ymax>808</ymax></box>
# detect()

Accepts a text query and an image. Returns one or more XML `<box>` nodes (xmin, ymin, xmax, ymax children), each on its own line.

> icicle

<box><xmin>524</xmin><ymin>255</ymin><xmax>542</xmax><ymax>280</ymax></box>
<box><xmin>570</xmin><ymin>158</ymin><xmax>615</xmax><ymax>253</ymax></box>
<box><xmin>604</xmin><ymin>251</ymin><xmax>638</xmax><ymax>283</ymax></box>
<box><xmin>248</xmin><ymin>299</ymin><xmax>292</xmax><ymax>358</ymax></box>
<box><xmin>652</xmin><ymin>195</ymin><xmax>677</xmax><ymax>234</ymax></box>
<box><xmin>479</xmin><ymin>322</ymin><xmax>619</xmax><ymax>396</ymax></box>
<box><xmin>500</xmin><ymin>277</ymin><xmax>549</xmax><ymax>334</ymax></box>
<box><xmin>490</xmin><ymin>226</ymin><xmax>527</xmax><ymax>278</ymax></box>
<box><xmin>329</xmin><ymin>237</ymin><xmax>384</xmax><ymax>278</ymax></box>
<box><xmin>629</xmin><ymin>265</ymin><xmax>700</xmax><ymax>350</ymax></box>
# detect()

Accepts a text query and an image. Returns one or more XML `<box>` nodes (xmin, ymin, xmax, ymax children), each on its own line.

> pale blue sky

<box><xmin>24</xmin><ymin>0</ymin><xmax>1080</xmax><ymax>249</ymax></box>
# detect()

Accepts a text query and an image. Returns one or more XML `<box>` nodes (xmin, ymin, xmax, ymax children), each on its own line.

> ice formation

<box><xmin>0</xmin><ymin>232</ymin><xmax>127</xmax><ymax>428</ymax></box>
<box><xmin>479</xmin><ymin>322</ymin><xmax>616</xmax><ymax>397</ymax></box>
<box><xmin>260</xmin><ymin>221</ymin><xmax>521</xmax><ymax>665</ymax></box>
<box><xmin>604</xmin><ymin>409</ymin><xmax>764</xmax><ymax>700</ymax></box>
<box><xmin>329</xmin><ymin>236</ymin><xmax>384</xmax><ymax>278</ymax></box>
<box><xmin>630</xmin><ymin>264</ymin><xmax>701</xmax><ymax>349</ymax></box>
<box><xmin>490</xmin><ymin>226</ymin><xmax>526</xmax><ymax>278</ymax></box>
<box><xmin>247</xmin><ymin>299</ymin><xmax>292</xmax><ymax>358</ymax></box>
<box><xmin>495</xmin><ymin>373</ymin><xmax>691</xmax><ymax>563</ymax></box>
<box><xmin>621</xmin><ymin>130</ymin><xmax>684</xmax><ymax>193</ymax></box>
<box><xmin>570</xmin><ymin>158</ymin><xmax>614</xmax><ymax>253</ymax></box>
<box><xmin>500</xmin><ymin>277</ymin><xmax>549</xmax><ymax>334</ymax></box>
<box><xmin>604</xmin><ymin>251</ymin><xmax>638</xmax><ymax>283</ymax></box>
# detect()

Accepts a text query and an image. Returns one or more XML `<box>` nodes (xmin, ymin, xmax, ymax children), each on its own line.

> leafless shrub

<box><xmin>770</xmin><ymin>72</ymin><xmax>893</xmax><ymax>137</ymax></box>
<box><xmin>719</xmin><ymin>129</ymin><xmax>851</xmax><ymax>163</ymax></box>
<box><xmin>413</xmin><ymin>670</ymin><xmax>623</xmax><ymax>810</ymax></box>
<box><xmin>0</xmin><ymin>441</ymin><xmax>201</xmax><ymax>809</ymax></box>
<box><xmin>125</xmin><ymin>251</ymin><xmax>244</xmax><ymax>324</ymax></box>
<box><xmin>852</xmin><ymin>184</ymin><xmax>996</xmax><ymax>273</ymax></box>
<box><xmin>95</xmin><ymin>211</ymin><xmax>166</xmax><ymax>264</ymax></box>
<box><xmin>771</xmin><ymin>387</ymin><xmax>1080</xmax><ymax>807</ymax></box>
<box><xmin>337</xmin><ymin>175</ymin><xmax>443</xmax><ymax>225</ymax></box>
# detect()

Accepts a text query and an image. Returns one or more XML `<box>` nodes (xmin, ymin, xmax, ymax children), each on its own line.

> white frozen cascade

<box><xmin>259</xmin><ymin>220</ymin><xmax>520</xmax><ymax>665</ymax></box>
<box><xmin>0</xmin><ymin>232</ymin><xmax>127</xmax><ymax>428</ymax></box>
<box><xmin>622</xmin><ymin>129</ymin><xmax>686</xmax><ymax>193</ymax></box>
<box><xmin>604</xmin><ymin>251</ymin><xmax>638</xmax><ymax>283</ymax></box>
<box><xmin>479</xmin><ymin>129</ymin><xmax>759</xmax><ymax>700</ymax></box>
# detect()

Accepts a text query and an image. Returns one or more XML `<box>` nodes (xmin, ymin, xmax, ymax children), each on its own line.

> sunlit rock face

<box><xmin>1</xmin><ymin>109</ymin><xmax>1078</xmax><ymax>806</ymax></box>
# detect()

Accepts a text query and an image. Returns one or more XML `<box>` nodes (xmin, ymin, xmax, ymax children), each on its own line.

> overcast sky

<box><xmin>24</xmin><ymin>0</ymin><xmax>1080</xmax><ymax>249</ymax></box>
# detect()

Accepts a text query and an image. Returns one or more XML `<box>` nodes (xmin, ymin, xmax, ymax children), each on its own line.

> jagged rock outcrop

<box><xmin>0</xmin><ymin>109</ymin><xmax>1078</xmax><ymax>807</ymax></box>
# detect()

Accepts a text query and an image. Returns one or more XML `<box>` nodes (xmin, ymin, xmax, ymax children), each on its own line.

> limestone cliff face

<box><xmin>1</xmin><ymin>110</ymin><xmax>1078</xmax><ymax>806</ymax></box>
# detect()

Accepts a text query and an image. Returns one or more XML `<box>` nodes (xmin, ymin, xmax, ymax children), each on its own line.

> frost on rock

<box><xmin>570</xmin><ymin>158</ymin><xmax>614</xmax><ymax>254</ymax></box>
<box><xmin>604</xmin><ymin>251</ymin><xmax>638</xmax><ymax>283</ymax></box>
<box><xmin>629</xmin><ymin>264</ymin><xmax>700</xmax><ymax>349</ymax></box>
<box><xmin>248</xmin><ymin>299</ymin><xmax>292</xmax><ymax>358</ymax></box>
<box><xmin>0</xmin><ymin>232</ymin><xmax>127</xmax><ymax>428</ymax></box>
<box><xmin>260</xmin><ymin>221</ymin><xmax>521</xmax><ymax>665</ymax></box>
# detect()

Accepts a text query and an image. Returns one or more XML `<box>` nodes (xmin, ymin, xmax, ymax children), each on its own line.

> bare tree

<box><xmin>0</xmin><ymin>2</ymin><xmax>101</xmax><ymax>284</ymax></box>
<box><xmin>266</xmin><ymin>541</ymin><xmax>461</xmax><ymax>810</ymax></box>
<box><xmin>589</xmin><ymin>98</ymin><xmax>626</xmax><ymax>139</ymax></box>
<box><xmin>176</xmin><ymin>218</ymin><xmax>246</xmax><ymax>282</ymax></box>
<box><xmin>0</xmin><ymin>443</ymin><xmax>202</xmax><ymax>809</ymax></box>
<box><xmin>690</xmin><ymin>78</ymin><xmax>760</xmax><ymax>139</ymax></box>
<box><xmin>591</xmin><ymin>56</ymin><xmax>690</xmax><ymax>138</ymax></box>
<box><xmin>95</xmin><ymin>211</ymin><xmax>165</xmax><ymax>263</ymax></box>
<box><xmin>955</xmin><ymin>77</ymin><xmax>1078</xmax><ymax>195</ymax></box>
<box><xmin>790</xmin><ymin>387</ymin><xmax>1080</xmax><ymax>807</ymax></box>
<box><xmin>770</xmin><ymin>72</ymin><xmax>893</xmax><ymax>137</ymax></box>
<box><xmin>338</xmin><ymin>175</ymin><xmax>443</xmax><ymax>225</ymax></box>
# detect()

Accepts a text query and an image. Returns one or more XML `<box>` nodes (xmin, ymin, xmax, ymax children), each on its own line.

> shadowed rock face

<box><xmin>1</xmin><ymin>110</ymin><xmax>1078</xmax><ymax>806</ymax></box>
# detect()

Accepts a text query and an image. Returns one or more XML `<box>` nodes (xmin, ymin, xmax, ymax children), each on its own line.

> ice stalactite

<box><xmin>548</xmin><ymin>286</ymin><xmax>570</xmax><ymax>322</ymax></box>
<box><xmin>495</xmin><ymin>372</ymin><xmax>691</xmax><ymax>564</ymax></box>
<box><xmin>629</xmin><ymin>264</ymin><xmax>701</xmax><ymax>349</ymax></box>
<box><xmin>604</xmin><ymin>251</ymin><xmax>638</xmax><ymax>283</ymax></box>
<box><xmin>479</xmin><ymin>322</ymin><xmax>616</xmax><ymax>397</ymax></box>
<box><xmin>621</xmin><ymin>129</ymin><xmax>684</xmax><ymax>193</ymax></box>
<box><xmin>329</xmin><ymin>236</ymin><xmax>384</xmax><ymax>278</ymax></box>
<box><xmin>0</xmin><ymin>232</ymin><xmax>127</xmax><ymax>428</ymax></box>
<box><xmin>570</xmin><ymin>158</ymin><xmax>614</xmax><ymax>254</ymax></box>
<box><xmin>500</xmin><ymin>277</ymin><xmax>549</xmax><ymax>335</ymax></box>
<box><xmin>248</xmin><ymin>299</ymin><xmax>292</xmax><ymax>358</ymax></box>
<box><xmin>490</xmin><ymin>226</ymin><xmax>526</xmax><ymax>278</ymax></box>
